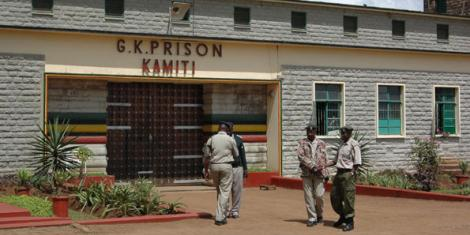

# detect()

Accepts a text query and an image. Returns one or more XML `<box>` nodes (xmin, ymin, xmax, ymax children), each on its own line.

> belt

<box><xmin>210</xmin><ymin>162</ymin><xmax>234</xmax><ymax>165</ymax></box>
<box><xmin>337</xmin><ymin>168</ymin><xmax>352</xmax><ymax>173</ymax></box>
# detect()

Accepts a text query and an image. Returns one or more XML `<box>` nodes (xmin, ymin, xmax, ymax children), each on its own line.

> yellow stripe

<box><xmin>57</xmin><ymin>124</ymin><xmax>107</xmax><ymax>133</ymax></box>
<box><xmin>202</xmin><ymin>124</ymin><xmax>267</xmax><ymax>133</ymax></box>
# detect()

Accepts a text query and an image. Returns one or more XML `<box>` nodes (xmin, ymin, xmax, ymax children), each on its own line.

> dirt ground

<box><xmin>3</xmin><ymin>188</ymin><xmax>470</xmax><ymax>235</ymax></box>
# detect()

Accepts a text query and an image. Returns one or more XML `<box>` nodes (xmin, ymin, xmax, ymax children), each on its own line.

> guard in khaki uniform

<box><xmin>203</xmin><ymin>122</ymin><xmax>239</xmax><ymax>226</ymax></box>
<box><xmin>297</xmin><ymin>124</ymin><xmax>329</xmax><ymax>227</ymax></box>
<box><xmin>328</xmin><ymin>126</ymin><xmax>362</xmax><ymax>232</ymax></box>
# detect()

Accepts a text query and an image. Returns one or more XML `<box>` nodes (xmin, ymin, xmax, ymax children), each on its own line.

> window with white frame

<box><xmin>314</xmin><ymin>83</ymin><xmax>343</xmax><ymax>136</ymax></box>
<box><xmin>378</xmin><ymin>85</ymin><xmax>404</xmax><ymax>136</ymax></box>
<box><xmin>435</xmin><ymin>87</ymin><xmax>459</xmax><ymax>135</ymax></box>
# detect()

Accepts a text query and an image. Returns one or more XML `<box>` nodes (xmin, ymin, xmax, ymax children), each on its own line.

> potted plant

<box><xmin>456</xmin><ymin>160</ymin><xmax>469</xmax><ymax>185</ymax></box>
<box><xmin>15</xmin><ymin>169</ymin><xmax>32</xmax><ymax>195</ymax></box>
<box><xmin>51</xmin><ymin>170</ymin><xmax>73</xmax><ymax>217</ymax></box>
<box><xmin>31</xmin><ymin>118</ymin><xmax>80</xmax><ymax>217</ymax></box>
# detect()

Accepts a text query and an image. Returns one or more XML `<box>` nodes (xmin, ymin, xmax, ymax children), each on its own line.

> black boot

<box><xmin>333</xmin><ymin>216</ymin><xmax>345</xmax><ymax>228</ymax></box>
<box><xmin>342</xmin><ymin>218</ymin><xmax>354</xmax><ymax>232</ymax></box>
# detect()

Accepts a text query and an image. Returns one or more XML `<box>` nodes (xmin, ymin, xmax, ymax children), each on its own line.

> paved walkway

<box><xmin>3</xmin><ymin>188</ymin><xmax>470</xmax><ymax>235</ymax></box>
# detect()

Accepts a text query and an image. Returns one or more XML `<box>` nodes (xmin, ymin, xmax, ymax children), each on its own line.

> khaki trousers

<box><xmin>302</xmin><ymin>175</ymin><xmax>325</xmax><ymax>221</ymax></box>
<box><xmin>211</xmin><ymin>163</ymin><xmax>233</xmax><ymax>221</ymax></box>
<box><xmin>230</xmin><ymin>167</ymin><xmax>244</xmax><ymax>214</ymax></box>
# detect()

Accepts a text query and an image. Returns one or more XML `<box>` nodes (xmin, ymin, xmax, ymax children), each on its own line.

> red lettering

<box><xmin>176</xmin><ymin>42</ymin><xmax>180</xmax><ymax>56</ymax></box>
<box><xmin>142</xmin><ymin>58</ymin><xmax>151</xmax><ymax>74</ymax></box>
<box><xmin>153</xmin><ymin>60</ymin><xmax>161</xmax><ymax>74</ymax></box>
<box><xmin>163</xmin><ymin>60</ymin><xmax>173</xmax><ymax>75</ymax></box>
<box><xmin>192</xmin><ymin>61</ymin><xmax>195</xmax><ymax>76</ymax></box>
<box><xmin>181</xmin><ymin>60</ymin><xmax>189</xmax><ymax>76</ymax></box>
<box><xmin>175</xmin><ymin>60</ymin><xmax>179</xmax><ymax>75</ymax></box>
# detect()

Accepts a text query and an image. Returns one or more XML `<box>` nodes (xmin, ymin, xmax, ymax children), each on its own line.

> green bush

<box><xmin>434</xmin><ymin>185</ymin><xmax>470</xmax><ymax>196</ymax></box>
<box><xmin>0</xmin><ymin>195</ymin><xmax>53</xmax><ymax>217</ymax></box>
<box><xmin>357</xmin><ymin>170</ymin><xmax>417</xmax><ymax>190</ymax></box>
<box><xmin>409</xmin><ymin>137</ymin><xmax>440</xmax><ymax>191</ymax></box>
<box><xmin>75</xmin><ymin>179</ymin><xmax>184</xmax><ymax>218</ymax></box>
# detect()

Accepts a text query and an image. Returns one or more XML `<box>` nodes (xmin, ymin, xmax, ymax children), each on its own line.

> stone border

<box><xmin>271</xmin><ymin>176</ymin><xmax>470</xmax><ymax>202</ymax></box>
<box><xmin>76</xmin><ymin>211</ymin><xmax>212</xmax><ymax>225</ymax></box>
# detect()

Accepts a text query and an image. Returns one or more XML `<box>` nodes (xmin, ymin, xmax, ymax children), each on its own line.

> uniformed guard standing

<box><xmin>226</xmin><ymin>122</ymin><xmax>248</xmax><ymax>219</ymax></box>
<box><xmin>203</xmin><ymin>122</ymin><xmax>239</xmax><ymax>226</ymax></box>
<box><xmin>328</xmin><ymin>126</ymin><xmax>362</xmax><ymax>232</ymax></box>
<box><xmin>297</xmin><ymin>124</ymin><xmax>329</xmax><ymax>227</ymax></box>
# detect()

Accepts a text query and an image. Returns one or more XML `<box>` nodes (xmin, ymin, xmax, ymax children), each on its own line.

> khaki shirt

<box><xmin>297</xmin><ymin>138</ymin><xmax>329</xmax><ymax>178</ymax></box>
<box><xmin>334</xmin><ymin>138</ymin><xmax>362</xmax><ymax>169</ymax></box>
<box><xmin>203</xmin><ymin>131</ymin><xmax>239</xmax><ymax>164</ymax></box>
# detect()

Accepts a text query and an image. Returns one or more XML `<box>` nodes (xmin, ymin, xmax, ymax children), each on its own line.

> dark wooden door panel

<box><xmin>106</xmin><ymin>83</ymin><xmax>204</xmax><ymax>182</ymax></box>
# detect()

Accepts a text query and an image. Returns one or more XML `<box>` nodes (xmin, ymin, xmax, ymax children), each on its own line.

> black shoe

<box><xmin>215</xmin><ymin>219</ymin><xmax>227</xmax><ymax>226</ymax></box>
<box><xmin>342</xmin><ymin>223</ymin><xmax>354</xmax><ymax>232</ymax></box>
<box><xmin>317</xmin><ymin>217</ymin><xmax>323</xmax><ymax>223</ymax></box>
<box><xmin>333</xmin><ymin>217</ymin><xmax>345</xmax><ymax>228</ymax></box>
<box><xmin>306</xmin><ymin>220</ymin><xmax>318</xmax><ymax>227</ymax></box>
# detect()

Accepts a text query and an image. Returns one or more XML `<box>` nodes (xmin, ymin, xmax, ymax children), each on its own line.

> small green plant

<box><xmin>409</xmin><ymin>137</ymin><xmax>440</xmax><ymax>191</ymax></box>
<box><xmin>75</xmin><ymin>146</ymin><xmax>94</xmax><ymax>180</ymax></box>
<box><xmin>357</xmin><ymin>170</ymin><xmax>417</xmax><ymax>190</ymax></box>
<box><xmin>16</xmin><ymin>169</ymin><xmax>33</xmax><ymax>188</ymax></box>
<box><xmin>0</xmin><ymin>195</ymin><xmax>53</xmax><ymax>217</ymax></box>
<box><xmin>458</xmin><ymin>160</ymin><xmax>468</xmax><ymax>175</ymax></box>
<box><xmin>53</xmin><ymin>170</ymin><xmax>72</xmax><ymax>195</ymax></box>
<box><xmin>31</xmin><ymin>118</ymin><xmax>80</xmax><ymax>193</ymax></box>
<box><xmin>332</xmin><ymin>130</ymin><xmax>372</xmax><ymax>177</ymax></box>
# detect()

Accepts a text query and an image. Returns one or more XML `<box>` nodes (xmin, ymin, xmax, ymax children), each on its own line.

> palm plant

<box><xmin>31</xmin><ymin>118</ymin><xmax>80</xmax><ymax>193</ymax></box>
<box><xmin>16</xmin><ymin>169</ymin><xmax>33</xmax><ymax>188</ymax></box>
<box><xmin>331</xmin><ymin>130</ymin><xmax>372</xmax><ymax>177</ymax></box>
<box><xmin>458</xmin><ymin>161</ymin><xmax>468</xmax><ymax>175</ymax></box>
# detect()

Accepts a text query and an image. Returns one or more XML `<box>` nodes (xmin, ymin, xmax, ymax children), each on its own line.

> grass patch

<box><xmin>68</xmin><ymin>209</ymin><xmax>98</xmax><ymax>221</ymax></box>
<box><xmin>434</xmin><ymin>187</ymin><xmax>470</xmax><ymax>196</ymax></box>
<box><xmin>248</xmin><ymin>167</ymin><xmax>272</xmax><ymax>173</ymax></box>
<box><xmin>0</xmin><ymin>195</ymin><xmax>53</xmax><ymax>217</ymax></box>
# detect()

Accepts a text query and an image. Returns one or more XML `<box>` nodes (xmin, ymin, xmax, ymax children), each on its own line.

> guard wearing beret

<box><xmin>327</xmin><ymin>126</ymin><xmax>362</xmax><ymax>232</ymax></box>
<box><xmin>296</xmin><ymin>124</ymin><xmax>329</xmax><ymax>227</ymax></box>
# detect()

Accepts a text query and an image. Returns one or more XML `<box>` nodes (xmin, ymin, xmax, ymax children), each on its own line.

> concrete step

<box><xmin>0</xmin><ymin>216</ymin><xmax>66</xmax><ymax>225</ymax></box>
<box><xmin>0</xmin><ymin>203</ymin><xmax>30</xmax><ymax>218</ymax></box>
<box><xmin>0</xmin><ymin>219</ymin><xmax>72</xmax><ymax>229</ymax></box>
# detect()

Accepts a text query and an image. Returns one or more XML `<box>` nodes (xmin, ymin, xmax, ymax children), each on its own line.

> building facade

<box><xmin>1</xmin><ymin>0</ymin><xmax>470</xmax><ymax>180</ymax></box>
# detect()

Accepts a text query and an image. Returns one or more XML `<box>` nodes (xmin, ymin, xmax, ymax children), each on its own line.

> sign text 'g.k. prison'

<box><xmin>116</xmin><ymin>39</ymin><xmax>223</xmax><ymax>77</ymax></box>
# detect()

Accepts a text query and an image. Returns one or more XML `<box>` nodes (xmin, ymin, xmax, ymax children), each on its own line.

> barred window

<box><xmin>343</xmin><ymin>16</ymin><xmax>358</xmax><ymax>34</ymax></box>
<box><xmin>435</xmin><ymin>87</ymin><xmax>458</xmax><ymax>135</ymax></box>
<box><xmin>315</xmin><ymin>84</ymin><xmax>343</xmax><ymax>136</ymax></box>
<box><xmin>378</xmin><ymin>85</ymin><xmax>403</xmax><ymax>136</ymax></box>
<box><xmin>291</xmin><ymin>11</ymin><xmax>306</xmax><ymax>30</ymax></box>
<box><xmin>32</xmin><ymin>0</ymin><xmax>53</xmax><ymax>11</ymax></box>
<box><xmin>437</xmin><ymin>24</ymin><xmax>449</xmax><ymax>41</ymax></box>
<box><xmin>392</xmin><ymin>20</ymin><xmax>405</xmax><ymax>38</ymax></box>
<box><xmin>234</xmin><ymin>7</ymin><xmax>250</xmax><ymax>26</ymax></box>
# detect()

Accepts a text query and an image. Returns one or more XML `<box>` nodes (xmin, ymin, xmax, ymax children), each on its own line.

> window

<box><xmin>291</xmin><ymin>11</ymin><xmax>306</xmax><ymax>31</ymax></box>
<box><xmin>315</xmin><ymin>84</ymin><xmax>343</xmax><ymax>136</ymax></box>
<box><xmin>234</xmin><ymin>7</ymin><xmax>250</xmax><ymax>26</ymax></box>
<box><xmin>32</xmin><ymin>0</ymin><xmax>53</xmax><ymax>11</ymax></box>
<box><xmin>105</xmin><ymin>0</ymin><xmax>124</xmax><ymax>17</ymax></box>
<box><xmin>378</xmin><ymin>85</ymin><xmax>404</xmax><ymax>136</ymax></box>
<box><xmin>436</xmin><ymin>0</ymin><xmax>447</xmax><ymax>13</ymax></box>
<box><xmin>392</xmin><ymin>20</ymin><xmax>405</xmax><ymax>38</ymax></box>
<box><xmin>343</xmin><ymin>16</ymin><xmax>358</xmax><ymax>35</ymax></box>
<box><xmin>437</xmin><ymin>24</ymin><xmax>449</xmax><ymax>41</ymax></box>
<box><xmin>435</xmin><ymin>87</ymin><xmax>459</xmax><ymax>135</ymax></box>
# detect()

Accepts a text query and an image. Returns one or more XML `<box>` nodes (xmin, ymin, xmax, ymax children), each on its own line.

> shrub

<box><xmin>357</xmin><ymin>170</ymin><xmax>417</xmax><ymax>190</ymax></box>
<box><xmin>0</xmin><ymin>195</ymin><xmax>53</xmax><ymax>217</ymax></box>
<box><xmin>31</xmin><ymin>118</ymin><xmax>80</xmax><ymax>194</ymax></box>
<box><xmin>458</xmin><ymin>161</ymin><xmax>468</xmax><ymax>175</ymax></box>
<box><xmin>16</xmin><ymin>169</ymin><xmax>33</xmax><ymax>188</ymax></box>
<box><xmin>75</xmin><ymin>146</ymin><xmax>94</xmax><ymax>180</ymax></box>
<box><xmin>409</xmin><ymin>137</ymin><xmax>440</xmax><ymax>191</ymax></box>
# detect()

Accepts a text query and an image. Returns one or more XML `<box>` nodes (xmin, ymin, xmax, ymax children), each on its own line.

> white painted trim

<box><xmin>312</xmin><ymin>81</ymin><xmax>346</xmax><ymax>138</ymax></box>
<box><xmin>432</xmin><ymin>85</ymin><xmax>461</xmax><ymax>136</ymax></box>
<box><xmin>376</xmin><ymin>83</ymin><xmax>406</xmax><ymax>138</ymax></box>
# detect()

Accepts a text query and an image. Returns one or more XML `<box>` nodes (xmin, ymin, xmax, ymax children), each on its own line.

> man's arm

<box><xmin>238</xmin><ymin>137</ymin><xmax>248</xmax><ymax>177</ymax></box>
<box><xmin>202</xmin><ymin>138</ymin><xmax>212</xmax><ymax>179</ymax></box>
<box><xmin>352</xmin><ymin>143</ymin><xmax>362</xmax><ymax>174</ymax></box>
<box><xmin>231</xmin><ymin>138</ymin><xmax>239</xmax><ymax>159</ymax></box>
<box><xmin>297</xmin><ymin>141</ymin><xmax>315</xmax><ymax>171</ymax></box>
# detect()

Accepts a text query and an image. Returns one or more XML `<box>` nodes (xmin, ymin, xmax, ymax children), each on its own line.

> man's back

<box><xmin>205</xmin><ymin>131</ymin><xmax>239</xmax><ymax>164</ymax></box>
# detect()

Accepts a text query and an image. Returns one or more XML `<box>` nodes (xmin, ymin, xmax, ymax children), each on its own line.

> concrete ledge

<box><xmin>271</xmin><ymin>176</ymin><xmax>470</xmax><ymax>202</ymax></box>
<box><xmin>77</xmin><ymin>211</ymin><xmax>212</xmax><ymax>225</ymax></box>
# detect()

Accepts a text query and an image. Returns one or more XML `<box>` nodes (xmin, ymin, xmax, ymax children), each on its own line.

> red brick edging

<box><xmin>270</xmin><ymin>176</ymin><xmax>470</xmax><ymax>202</ymax></box>
<box><xmin>77</xmin><ymin>211</ymin><xmax>212</xmax><ymax>225</ymax></box>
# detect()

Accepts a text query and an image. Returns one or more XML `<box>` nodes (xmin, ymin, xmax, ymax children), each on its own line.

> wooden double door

<box><xmin>106</xmin><ymin>83</ymin><xmax>204</xmax><ymax>183</ymax></box>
